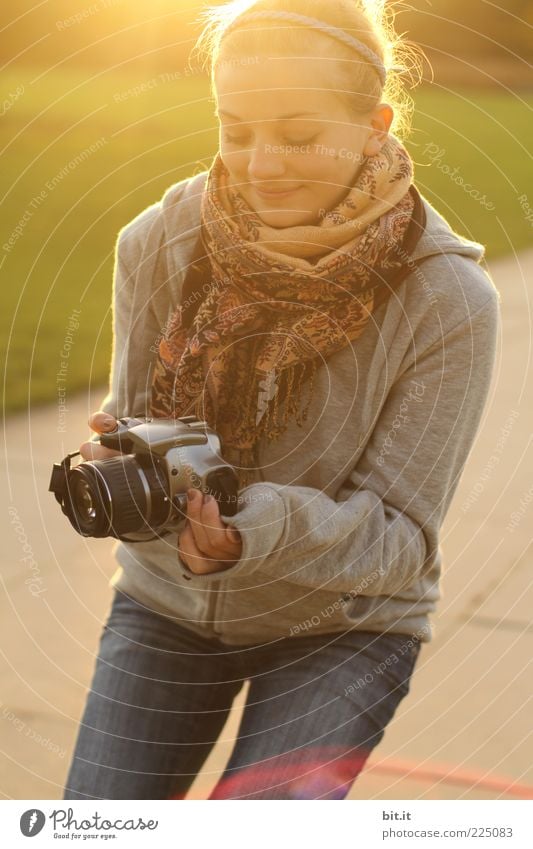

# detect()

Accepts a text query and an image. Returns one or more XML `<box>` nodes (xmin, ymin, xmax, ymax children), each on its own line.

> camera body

<box><xmin>49</xmin><ymin>415</ymin><xmax>239</xmax><ymax>542</ymax></box>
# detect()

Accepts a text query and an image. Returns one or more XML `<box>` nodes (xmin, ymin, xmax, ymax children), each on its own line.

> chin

<box><xmin>255</xmin><ymin>208</ymin><xmax>317</xmax><ymax>228</ymax></box>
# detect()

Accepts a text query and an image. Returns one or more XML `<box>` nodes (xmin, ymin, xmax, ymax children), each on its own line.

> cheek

<box><xmin>219</xmin><ymin>138</ymin><xmax>251</xmax><ymax>172</ymax></box>
<box><xmin>220</xmin><ymin>149</ymin><xmax>243</xmax><ymax>175</ymax></box>
<box><xmin>306</xmin><ymin>155</ymin><xmax>357</xmax><ymax>193</ymax></box>
<box><xmin>304</xmin><ymin>149</ymin><xmax>355</xmax><ymax>177</ymax></box>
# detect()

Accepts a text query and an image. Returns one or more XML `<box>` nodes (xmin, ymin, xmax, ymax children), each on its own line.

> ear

<box><xmin>363</xmin><ymin>103</ymin><xmax>394</xmax><ymax>156</ymax></box>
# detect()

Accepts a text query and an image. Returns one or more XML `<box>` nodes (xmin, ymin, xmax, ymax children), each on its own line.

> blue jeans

<box><xmin>63</xmin><ymin>589</ymin><xmax>422</xmax><ymax>800</ymax></box>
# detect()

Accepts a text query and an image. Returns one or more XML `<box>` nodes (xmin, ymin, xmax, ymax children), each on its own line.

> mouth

<box><xmin>254</xmin><ymin>185</ymin><xmax>301</xmax><ymax>200</ymax></box>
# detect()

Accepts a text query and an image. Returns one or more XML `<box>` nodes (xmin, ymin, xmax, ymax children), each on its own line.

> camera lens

<box><xmin>64</xmin><ymin>466</ymin><xmax>111</xmax><ymax>537</ymax></box>
<box><xmin>64</xmin><ymin>456</ymin><xmax>168</xmax><ymax>538</ymax></box>
<box><xmin>74</xmin><ymin>478</ymin><xmax>97</xmax><ymax>522</ymax></box>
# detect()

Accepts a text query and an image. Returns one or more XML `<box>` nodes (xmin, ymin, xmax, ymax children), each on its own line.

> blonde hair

<box><xmin>192</xmin><ymin>0</ymin><xmax>422</xmax><ymax>139</ymax></box>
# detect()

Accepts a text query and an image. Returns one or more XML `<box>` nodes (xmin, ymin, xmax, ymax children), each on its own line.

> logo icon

<box><xmin>20</xmin><ymin>810</ymin><xmax>46</xmax><ymax>837</ymax></box>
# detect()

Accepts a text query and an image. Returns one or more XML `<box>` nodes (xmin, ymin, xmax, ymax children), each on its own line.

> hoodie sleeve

<box><xmin>181</xmin><ymin>289</ymin><xmax>499</xmax><ymax>595</ymax></box>
<box><xmin>88</xmin><ymin>205</ymin><xmax>168</xmax><ymax>445</ymax></box>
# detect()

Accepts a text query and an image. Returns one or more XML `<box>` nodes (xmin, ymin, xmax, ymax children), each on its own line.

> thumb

<box><xmin>225</xmin><ymin>526</ymin><xmax>241</xmax><ymax>545</ymax></box>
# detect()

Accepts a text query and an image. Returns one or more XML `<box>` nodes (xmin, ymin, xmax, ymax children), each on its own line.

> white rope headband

<box><xmin>222</xmin><ymin>10</ymin><xmax>387</xmax><ymax>86</ymax></box>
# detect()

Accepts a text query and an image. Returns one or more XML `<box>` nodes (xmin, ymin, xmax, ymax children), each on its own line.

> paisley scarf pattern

<box><xmin>150</xmin><ymin>135</ymin><xmax>416</xmax><ymax>488</ymax></box>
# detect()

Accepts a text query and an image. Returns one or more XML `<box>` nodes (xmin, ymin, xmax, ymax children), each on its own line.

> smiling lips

<box><xmin>254</xmin><ymin>185</ymin><xmax>301</xmax><ymax>198</ymax></box>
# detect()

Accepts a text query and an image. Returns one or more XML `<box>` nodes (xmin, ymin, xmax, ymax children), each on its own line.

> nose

<box><xmin>247</xmin><ymin>138</ymin><xmax>286</xmax><ymax>181</ymax></box>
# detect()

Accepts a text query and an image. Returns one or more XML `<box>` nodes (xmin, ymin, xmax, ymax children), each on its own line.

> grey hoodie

<box><xmin>90</xmin><ymin>170</ymin><xmax>500</xmax><ymax>646</ymax></box>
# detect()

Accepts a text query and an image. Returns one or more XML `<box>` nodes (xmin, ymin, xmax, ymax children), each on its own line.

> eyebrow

<box><xmin>216</xmin><ymin>109</ymin><xmax>321</xmax><ymax>121</ymax></box>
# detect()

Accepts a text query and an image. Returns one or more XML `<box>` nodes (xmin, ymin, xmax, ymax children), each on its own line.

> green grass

<box><xmin>407</xmin><ymin>87</ymin><xmax>533</xmax><ymax>256</ymax></box>
<box><xmin>1</xmin><ymin>66</ymin><xmax>531</xmax><ymax>414</ymax></box>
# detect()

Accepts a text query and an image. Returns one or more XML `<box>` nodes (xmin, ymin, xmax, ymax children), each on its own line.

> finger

<box><xmin>89</xmin><ymin>411</ymin><xmax>118</xmax><ymax>434</ymax></box>
<box><xmin>185</xmin><ymin>489</ymin><xmax>213</xmax><ymax>553</ymax></box>
<box><xmin>178</xmin><ymin>522</ymin><xmax>220</xmax><ymax>575</ymax></box>
<box><xmin>79</xmin><ymin>441</ymin><xmax>122</xmax><ymax>461</ymax></box>
<box><xmin>186</xmin><ymin>490</ymin><xmax>239</xmax><ymax>558</ymax></box>
<box><xmin>200</xmin><ymin>495</ymin><xmax>242</xmax><ymax>556</ymax></box>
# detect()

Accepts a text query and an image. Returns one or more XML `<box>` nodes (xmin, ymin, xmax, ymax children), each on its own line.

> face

<box><xmin>214</xmin><ymin>55</ymin><xmax>391</xmax><ymax>228</ymax></box>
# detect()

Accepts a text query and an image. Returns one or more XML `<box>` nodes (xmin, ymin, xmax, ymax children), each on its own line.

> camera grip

<box><xmin>205</xmin><ymin>467</ymin><xmax>239</xmax><ymax>517</ymax></box>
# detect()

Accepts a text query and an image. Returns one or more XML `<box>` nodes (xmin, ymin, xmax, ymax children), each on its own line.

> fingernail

<box><xmin>204</xmin><ymin>494</ymin><xmax>213</xmax><ymax>503</ymax></box>
<box><xmin>187</xmin><ymin>489</ymin><xmax>196</xmax><ymax>501</ymax></box>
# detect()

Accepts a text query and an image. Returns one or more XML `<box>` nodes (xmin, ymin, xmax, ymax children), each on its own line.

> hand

<box><xmin>80</xmin><ymin>411</ymin><xmax>123</xmax><ymax>460</ymax></box>
<box><xmin>178</xmin><ymin>488</ymin><xmax>242</xmax><ymax>575</ymax></box>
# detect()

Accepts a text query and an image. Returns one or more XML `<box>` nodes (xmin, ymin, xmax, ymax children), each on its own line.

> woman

<box><xmin>63</xmin><ymin>0</ymin><xmax>499</xmax><ymax>800</ymax></box>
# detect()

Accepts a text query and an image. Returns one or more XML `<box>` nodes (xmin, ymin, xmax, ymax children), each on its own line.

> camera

<box><xmin>49</xmin><ymin>415</ymin><xmax>239</xmax><ymax>542</ymax></box>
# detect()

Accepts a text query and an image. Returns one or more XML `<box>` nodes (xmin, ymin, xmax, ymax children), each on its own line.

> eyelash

<box><xmin>223</xmin><ymin>133</ymin><xmax>319</xmax><ymax>147</ymax></box>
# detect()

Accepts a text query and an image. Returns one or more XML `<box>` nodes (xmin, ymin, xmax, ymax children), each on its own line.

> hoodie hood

<box><xmin>412</xmin><ymin>193</ymin><xmax>485</xmax><ymax>264</ymax></box>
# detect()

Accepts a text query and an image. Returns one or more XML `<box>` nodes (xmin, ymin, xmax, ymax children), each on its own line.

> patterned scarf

<box><xmin>150</xmin><ymin>135</ymin><xmax>416</xmax><ymax>488</ymax></box>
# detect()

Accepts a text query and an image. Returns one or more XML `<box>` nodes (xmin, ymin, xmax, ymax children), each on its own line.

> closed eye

<box><xmin>223</xmin><ymin>133</ymin><xmax>251</xmax><ymax>145</ymax></box>
<box><xmin>223</xmin><ymin>133</ymin><xmax>319</xmax><ymax>147</ymax></box>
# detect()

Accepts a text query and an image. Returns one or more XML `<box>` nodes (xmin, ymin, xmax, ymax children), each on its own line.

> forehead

<box><xmin>214</xmin><ymin>55</ymin><xmax>346</xmax><ymax>120</ymax></box>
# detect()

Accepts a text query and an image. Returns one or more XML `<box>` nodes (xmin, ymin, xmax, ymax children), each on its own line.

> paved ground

<box><xmin>1</xmin><ymin>249</ymin><xmax>532</xmax><ymax>800</ymax></box>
